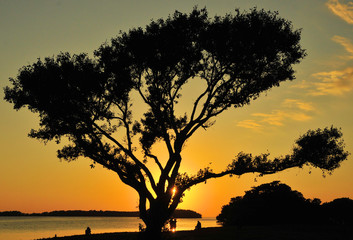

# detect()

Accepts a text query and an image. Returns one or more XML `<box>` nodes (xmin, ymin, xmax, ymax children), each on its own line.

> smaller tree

<box><xmin>217</xmin><ymin>181</ymin><xmax>322</xmax><ymax>226</ymax></box>
<box><xmin>322</xmin><ymin>198</ymin><xmax>353</xmax><ymax>224</ymax></box>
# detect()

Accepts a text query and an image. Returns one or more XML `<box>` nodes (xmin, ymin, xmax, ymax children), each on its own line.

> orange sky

<box><xmin>1</xmin><ymin>0</ymin><xmax>353</xmax><ymax>217</ymax></box>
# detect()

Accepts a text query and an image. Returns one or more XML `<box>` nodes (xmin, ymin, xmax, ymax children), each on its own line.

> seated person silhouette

<box><xmin>85</xmin><ymin>226</ymin><xmax>91</xmax><ymax>235</ymax></box>
<box><xmin>195</xmin><ymin>220</ymin><xmax>201</xmax><ymax>230</ymax></box>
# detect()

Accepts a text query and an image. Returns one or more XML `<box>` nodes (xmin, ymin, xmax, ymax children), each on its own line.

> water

<box><xmin>0</xmin><ymin>216</ymin><xmax>219</xmax><ymax>240</ymax></box>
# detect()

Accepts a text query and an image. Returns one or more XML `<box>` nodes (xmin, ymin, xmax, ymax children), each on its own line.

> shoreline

<box><xmin>0</xmin><ymin>209</ymin><xmax>201</xmax><ymax>218</ymax></box>
<box><xmin>37</xmin><ymin>225</ymin><xmax>353</xmax><ymax>240</ymax></box>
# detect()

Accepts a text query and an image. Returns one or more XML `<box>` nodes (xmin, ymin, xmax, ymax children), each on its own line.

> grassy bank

<box><xmin>38</xmin><ymin>225</ymin><xmax>353</xmax><ymax>240</ymax></box>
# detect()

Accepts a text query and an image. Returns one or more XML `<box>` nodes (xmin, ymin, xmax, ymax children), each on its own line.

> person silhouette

<box><xmin>169</xmin><ymin>218</ymin><xmax>177</xmax><ymax>232</ymax></box>
<box><xmin>85</xmin><ymin>226</ymin><xmax>91</xmax><ymax>235</ymax></box>
<box><xmin>195</xmin><ymin>220</ymin><xmax>201</xmax><ymax>230</ymax></box>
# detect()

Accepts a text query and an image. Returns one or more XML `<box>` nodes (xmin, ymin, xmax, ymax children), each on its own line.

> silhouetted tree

<box><xmin>217</xmin><ymin>181</ymin><xmax>323</xmax><ymax>226</ymax></box>
<box><xmin>4</xmin><ymin>7</ymin><xmax>349</xmax><ymax>239</ymax></box>
<box><xmin>322</xmin><ymin>198</ymin><xmax>353</xmax><ymax>224</ymax></box>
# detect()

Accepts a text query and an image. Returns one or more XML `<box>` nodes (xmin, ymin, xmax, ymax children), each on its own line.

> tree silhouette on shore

<box><xmin>217</xmin><ymin>181</ymin><xmax>353</xmax><ymax>226</ymax></box>
<box><xmin>4</xmin><ymin>7</ymin><xmax>349</xmax><ymax>239</ymax></box>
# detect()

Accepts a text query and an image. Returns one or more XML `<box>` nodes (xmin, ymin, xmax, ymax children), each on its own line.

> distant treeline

<box><xmin>0</xmin><ymin>209</ymin><xmax>201</xmax><ymax>218</ymax></box>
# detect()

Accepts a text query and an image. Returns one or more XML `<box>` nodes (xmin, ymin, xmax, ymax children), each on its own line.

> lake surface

<box><xmin>0</xmin><ymin>216</ymin><xmax>219</xmax><ymax>240</ymax></box>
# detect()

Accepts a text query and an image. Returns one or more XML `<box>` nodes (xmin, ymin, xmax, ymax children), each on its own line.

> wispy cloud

<box><xmin>236</xmin><ymin>120</ymin><xmax>262</xmax><ymax>129</ymax></box>
<box><xmin>312</xmin><ymin>66</ymin><xmax>353</xmax><ymax>95</ymax></box>
<box><xmin>252</xmin><ymin>111</ymin><xmax>286</xmax><ymax>126</ymax></box>
<box><xmin>290</xmin><ymin>80</ymin><xmax>312</xmax><ymax>90</ymax></box>
<box><xmin>236</xmin><ymin>99</ymin><xmax>314</xmax><ymax>130</ymax></box>
<box><xmin>253</xmin><ymin>110</ymin><xmax>312</xmax><ymax>126</ymax></box>
<box><xmin>332</xmin><ymin>35</ymin><xmax>353</xmax><ymax>59</ymax></box>
<box><xmin>282</xmin><ymin>99</ymin><xmax>315</xmax><ymax>112</ymax></box>
<box><xmin>308</xmin><ymin>35</ymin><xmax>353</xmax><ymax>96</ymax></box>
<box><xmin>327</xmin><ymin>0</ymin><xmax>353</xmax><ymax>24</ymax></box>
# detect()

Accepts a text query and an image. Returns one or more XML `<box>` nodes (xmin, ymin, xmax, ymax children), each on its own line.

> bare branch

<box><xmin>190</xmin><ymin>85</ymin><xmax>210</xmax><ymax>122</ymax></box>
<box><xmin>144</xmin><ymin>150</ymin><xmax>163</xmax><ymax>173</ymax></box>
<box><xmin>92</xmin><ymin>122</ymin><xmax>158</xmax><ymax>191</ymax></box>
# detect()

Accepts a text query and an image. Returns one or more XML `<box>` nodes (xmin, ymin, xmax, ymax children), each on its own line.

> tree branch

<box><xmin>92</xmin><ymin>122</ymin><xmax>158</xmax><ymax>191</ymax></box>
<box><xmin>179</xmin><ymin>154</ymin><xmax>297</xmax><ymax>193</ymax></box>
<box><xmin>190</xmin><ymin>85</ymin><xmax>210</xmax><ymax>122</ymax></box>
<box><xmin>115</xmin><ymin>100</ymin><xmax>133</xmax><ymax>152</ymax></box>
<box><xmin>144</xmin><ymin>150</ymin><xmax>164</xmax><ymax>173</ymax></box>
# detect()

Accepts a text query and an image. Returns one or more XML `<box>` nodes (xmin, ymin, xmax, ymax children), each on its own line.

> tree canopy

<box><xmin>217</xmin><ymin>181</ymin><xmax>353</xmax><ymax>226</ymax></box>
<box><xmin>216</xmin><ymin>181</ymin><xmax>321</xmax><ymax>226</ymax></box>
<box><xmin>3</xmin><ymin>7</ymin><xmax>349</xmax><ymax>238</ymax></box>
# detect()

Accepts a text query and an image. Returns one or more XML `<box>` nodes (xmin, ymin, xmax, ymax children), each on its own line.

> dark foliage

<box><xmin>292</xmin><ymin>126</ymin><xmax>348</xmax><ymax>172</ymax></box>
<box><xmin>172</xmin><ymin>209</ymin><xmax>202</xmax><ymax>218</ymax></box>
<box><xmin>322</xmin><ymin>198</ymin><xmax>353</xmax><ymax>224</ymax></box>
<box><xmin>0</xmin><ymin>211</ymin><xmax>24</xmax><ymax>216</ymax></box>
<box><xmin>217</xmin><ymin>181</ymin><xmax>353</xmax><ymax>226</ymax></box>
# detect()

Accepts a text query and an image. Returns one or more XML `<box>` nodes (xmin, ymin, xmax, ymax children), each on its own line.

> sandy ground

<box><xmin>38</xmin><ymin>225</ymin><xmax>353</xmax><ymax>240</ymax></box>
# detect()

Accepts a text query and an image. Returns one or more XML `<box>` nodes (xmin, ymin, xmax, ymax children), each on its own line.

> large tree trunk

<box><xmin>141</xmin><ymin>213</ymin><xmax>166</xmax><ymax>240</ymax></box>
<box><xmin>143</xmin><ymin>223</ymin><xmax>163</xmax><ymax>240</ymax></box>
<box><xmin>140</xmin><ymin>199</ymin><xmax>171</xmax><ymax>240</ymax></box>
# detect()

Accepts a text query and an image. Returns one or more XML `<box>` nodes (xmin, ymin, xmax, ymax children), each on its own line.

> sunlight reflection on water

<box><xmin>0</xmin><ymin>216</ymin><xmax>218</xmax><ymax>240</ymax></box>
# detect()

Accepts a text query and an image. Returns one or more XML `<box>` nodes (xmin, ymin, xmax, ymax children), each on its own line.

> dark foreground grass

<box><xmin>38</xmin><ymin>225</ymin><xmax>353</xmax><ymax>240</ymax></box>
